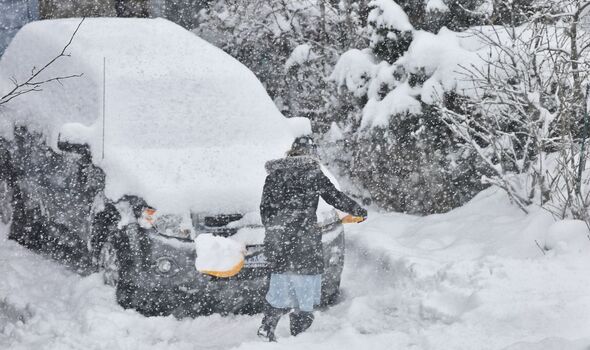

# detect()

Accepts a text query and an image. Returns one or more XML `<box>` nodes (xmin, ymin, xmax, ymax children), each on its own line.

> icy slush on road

<box><xmin>0</xmin><ymin>18</ymin><xmax>345</xmax><ymax>316</ymax></box>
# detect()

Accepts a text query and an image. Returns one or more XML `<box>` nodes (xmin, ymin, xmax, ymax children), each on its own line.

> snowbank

<box><xmin>0</xmin><ymin>18</ymin><xmax>307</xmax><ymax>214</ymax></box>
<box><xmin>543</xmin><ymin>220</ymin><xmax>590</xmax><ymax>254</ymax></box>
<box><xmin>2</xmin><ymin>187</ymin><xmax>590</xmax><ymax>349</ymax></box>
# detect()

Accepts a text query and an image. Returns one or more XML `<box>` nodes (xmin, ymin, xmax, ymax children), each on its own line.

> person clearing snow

<box><xmin>257</xmin><ymin>136</ymin><xmax>368</xmax><ymax>341</ymax></box>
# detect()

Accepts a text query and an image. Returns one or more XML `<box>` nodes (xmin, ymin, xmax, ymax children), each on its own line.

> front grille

<box><xmin>193</xmin><ymin>213</ymin><xmax>244</xmax><ymax>237</ymax></box>
<box><xmin>203</xmin><ymin>227</ymin><xmax>238</xmax><ymax>237</ymax></box>
<box><xmin>203</xmin><ymin>214</ymin><xmax>243</xmax><ymax>227</ymax></box>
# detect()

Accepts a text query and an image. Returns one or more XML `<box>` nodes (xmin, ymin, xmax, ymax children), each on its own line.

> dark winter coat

<box><xmin>260</xmin><ymin>156</ymin><xmax>366</xmax><ymax>275</ymax></box>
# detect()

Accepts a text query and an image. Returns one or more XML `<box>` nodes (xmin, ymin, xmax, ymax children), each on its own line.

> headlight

<box><xmin>155</xmin><ymin>257</ymin><xmax>178</xmax><ymax>275</ymax></box>
<box><xmin>139</xmin><ymin>207</ymin><xmax>157</xmax><ymax>229</ymax></box>
<box><xmin>157</xmin><ymin>258</ymin><xmax>172</xmax><ymax>273</ymax></box>
<box><xmin>140</xmin><ymin>208</ymin><xmax>193</xmax><ymax>240</ymax></box>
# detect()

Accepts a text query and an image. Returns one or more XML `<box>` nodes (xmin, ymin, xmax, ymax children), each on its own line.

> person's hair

<box><xmin>286</xmin><ymin>148</ymin><xmax>305</xmax><ymax>157</ymax></box>
<box><xmin>286</xmin><ymin>135</ymin><xmax>318</xmax><ymax>157</ymax></box>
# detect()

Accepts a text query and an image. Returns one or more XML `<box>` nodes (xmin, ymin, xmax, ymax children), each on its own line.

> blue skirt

<box><xmin>265</xmin><ymin>273</ymin><xmax>322</xmax><ymax>312</ymax></box>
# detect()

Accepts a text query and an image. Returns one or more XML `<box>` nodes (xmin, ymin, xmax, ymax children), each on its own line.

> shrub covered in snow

<box><xmin>195</xmin><ymin>0</ymin><xmax>369</xmax><ymax>124</ymax></box>
<box><xmin>193</xmin><ymin>0</ymin><xmax>590</xmax><ymax>217</ymax></box>
<box><xmin>320</xmin><ymin>0</ymin><xmax>590</xmax><ymax>217</ymax></box>
<box><xmin>323</xmin><ymin>2</ymin><xmax>491</xmax><ymax>213</ymax></box>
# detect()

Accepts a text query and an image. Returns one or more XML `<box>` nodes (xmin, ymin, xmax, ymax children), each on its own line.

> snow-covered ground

<box><xmin>1</xmin><ymin>188</ymin><xmax>590</xmax><ymax>350</ymax></box>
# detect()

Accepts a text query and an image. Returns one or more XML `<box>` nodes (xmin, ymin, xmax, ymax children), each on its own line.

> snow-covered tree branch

<box><xmin>440</xmin><ymin>0</ymin><xmax>590</xmax><ymax>220</ymax></box>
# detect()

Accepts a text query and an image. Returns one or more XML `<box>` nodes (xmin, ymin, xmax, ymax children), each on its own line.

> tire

<box><xmin>111</xmin><ymin>233</ymin><xmax>145</xmax><ymax>311</ymax></box>
<box><xmin>101</xmin><ymin>239</ymin><xmax>136</xmax><ymax>310</ymax></box>
<box><xmin>321</xmin><ymin>288</ymin><xmax>341</xmax><ymax>306</ymax></box>
<box><xmin>320</xmin><ymin>276</ymin><xmax>342</xmax><ymax>307</ymax></box>
<box><xmin>133</xmin><ymin>290</ymin><xmax>175</xmax><ymax>317</ymax></box>
<box><xmin>94</xmin><ymin>220</ymin><xmax>173</xmax><ymax>316</ymax></box>
<box><xmin>98</xmin><ymin>240</ymin><xmax>122</xmax><ymax>286</ymax></box>
<box><xmin>96</xmin><ymin>230</ymin><xmax>137</xmax><ymax>310</ymax></box>
<box><xmin>115</xmin><ymin>280</ymin><xmax>137</xmax><ymax>310</ymax></box>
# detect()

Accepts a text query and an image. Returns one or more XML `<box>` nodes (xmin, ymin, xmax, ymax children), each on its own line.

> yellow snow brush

<box><xmin>199</xmin><ymin>258</ymin><xmax>245</xmax><ymax>278</ymax></box>
<box><xmin>341</xmin><ymin>214</ymin><xmax>366</xmax><ymax>224</ymax></box>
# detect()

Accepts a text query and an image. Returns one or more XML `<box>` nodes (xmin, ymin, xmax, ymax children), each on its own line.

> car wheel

<box><xmin>133</xmin><ymin>290</ymin><xmax>175</xmax><ymax>317</ymax></box>
<box><xmin>321</xmin><ymin>288</ymin><xmax>341</xmax><ymax>306</ymax></box>
<box><xmin>320</xmin><ymin>277</ymin><xmax>342</xmax><ymax>307</ymax></box>
<box><xmin>98</xmin><ymin>241</ymin><xmax>120</xmax><ymax>286</ymax></box>
<box><xmin>94</xmin><ymin>220</ymin><xmax>175</xmax><ymax>316</ymax></box>
<box><xmin>96</xmin><ymin>233</ymin><xmax>136</xmax><ymax>309</ymax></box>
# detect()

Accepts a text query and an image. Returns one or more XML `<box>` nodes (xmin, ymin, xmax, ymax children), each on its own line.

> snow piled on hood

<box><xmin>0</xmin><ymin>18</ymin><xmax>309</xmax><ymax>214</ymax></box>
<box><xmin>194</xmin><ymin>234</ymin><xmax>245</xmax><ymax>273</ymax></box>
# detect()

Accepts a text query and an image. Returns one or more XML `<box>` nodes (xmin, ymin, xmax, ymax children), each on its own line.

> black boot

<box><xmin>258</xmin><ymin>305</ymin><xmax>288</xmax><ymax>342</ymax></box>
<box><xmin>289</xmin><ymin>311</ymin><xmax>314</xmax><ymax>336</ymax></box>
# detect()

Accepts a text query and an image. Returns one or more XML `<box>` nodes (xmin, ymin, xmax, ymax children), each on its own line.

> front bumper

<box><xmin>128</xmin><ymin>224</ymin><xmax>345</xmax><ymax>314</ymax></box>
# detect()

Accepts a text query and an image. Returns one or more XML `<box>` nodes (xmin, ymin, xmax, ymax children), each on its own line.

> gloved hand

<box><xmin>353</xmin><ymin>207</ymin><xmax>368</xmax><ymax>221</ymax></box>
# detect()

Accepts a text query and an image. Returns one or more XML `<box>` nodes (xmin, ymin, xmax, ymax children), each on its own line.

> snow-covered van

<box><xmin>0</xmin><ymin>18</ymin><xmax>345</xmax><ymax>316</ymax></box>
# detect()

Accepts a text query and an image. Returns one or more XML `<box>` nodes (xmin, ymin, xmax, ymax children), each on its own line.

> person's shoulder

<box><xmin>265</xmin><ymin>156</ymin><xmax>320</xmax><ymax>174</ymax></box>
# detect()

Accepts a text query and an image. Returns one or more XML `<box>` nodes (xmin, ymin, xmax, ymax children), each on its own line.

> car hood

<box><xmin>101</xmin><ymin>144</ymin><xmax>286</xmax><ymax>214</ymax></box>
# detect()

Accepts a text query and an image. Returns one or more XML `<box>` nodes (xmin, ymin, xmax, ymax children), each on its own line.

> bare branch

<box><xmin>0</xmin><ymin>18</ymin><xmax>85</xmax><ymax>107</ymax></box>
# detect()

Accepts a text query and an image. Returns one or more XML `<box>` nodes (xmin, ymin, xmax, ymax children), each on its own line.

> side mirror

<box><xmin>57</xmin><ymin>136</ymin><xmax>91</xmax><ymax>158</ymax></box>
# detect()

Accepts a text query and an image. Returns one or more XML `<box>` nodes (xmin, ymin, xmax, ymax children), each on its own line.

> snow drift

<box><xmin>0</xmin><ymin>18</ymin><xmax>310</xmax><ymax>214</ymax></box>
<box><xmin>2</xmin><ymin>187</ymin><xmax>590</xmax><ymax>349</ymax></box>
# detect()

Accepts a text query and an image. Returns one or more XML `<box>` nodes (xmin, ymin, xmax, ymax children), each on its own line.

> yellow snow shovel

<box><xmin>199</xmin><ymin>258</ymin><xmax>245</xmax><ymax>278</ymax></box>
<box><xmin>341</xmin><ymin>214</ymin><xmax>366</xmax><ymax>224</ymax></box>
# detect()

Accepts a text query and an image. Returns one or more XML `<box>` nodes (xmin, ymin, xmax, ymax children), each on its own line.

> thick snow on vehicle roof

<box><xmin>0</xmin><ymin>18</ymin><xmax>309</xmax><ymax>214</ymax></box>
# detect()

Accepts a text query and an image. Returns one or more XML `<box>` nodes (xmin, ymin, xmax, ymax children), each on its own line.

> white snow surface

<box><xmin>0</xmin><ymin>18</ymin><xmax>309</xmax><ymax>214</ymax></box>
<box><xmin>2</xmin><ymin>187</ymin><xmax>590</xmax><ymax>349</ymax></box>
